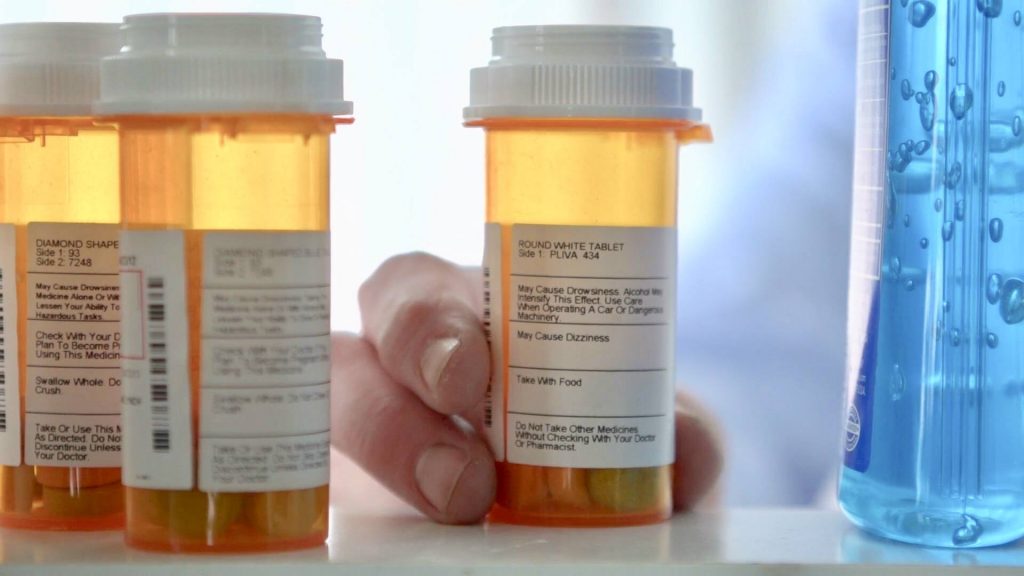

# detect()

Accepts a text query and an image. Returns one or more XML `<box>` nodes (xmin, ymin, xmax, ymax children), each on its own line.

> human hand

<box><xmin>331</xmin><ymin>253</ymin><xmax>723</xmax><ymax>524</ymax></box>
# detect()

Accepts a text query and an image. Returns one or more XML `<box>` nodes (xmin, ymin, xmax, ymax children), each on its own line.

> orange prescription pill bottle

<box><xmin>465</xmin><ymin>26</ymin><xmax>711</xmax><ymax>527</ymax></box>
<box><xmin>96</xmin><ymin>14</ymin><xmax>351</xmax><ymax>552</ymax></box>
<box><xmin>0</xmin><ymin>23</ymin><xmax>125</xmax><ymax>531</ymax></box>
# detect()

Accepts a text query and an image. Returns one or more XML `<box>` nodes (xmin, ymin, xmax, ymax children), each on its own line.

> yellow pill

<box><xmin>586</xmin><ymin>467</ymin><xmax>662</xmax><ymax>513</ymax></box>
<box><xmin>545</xmin><ymin>468</ymin><xmax>591</xmax><ymax>509</ymax></box>
<box><xmin>41</xmin><ymin>483</ymin><xmax>123</xmax><ymax>517</ymax></box>
<box><xmin>134</xmin><ymin>489</ymin><xmax>243</xmax><ymax>539</ymax></box>
<box><xmin>1</xmin><ymin>465</ymin><xmax>37</xmax><ymax>514</ymax></box>
<box><xmin>36</xmin><ymin>466</ymin><xmax>121</xmax><ymax>489</ymax></box>
<box><xmin>245</xmin><ymin>487</ymin><xmax>328</xmax><ymax>538</ymax></box>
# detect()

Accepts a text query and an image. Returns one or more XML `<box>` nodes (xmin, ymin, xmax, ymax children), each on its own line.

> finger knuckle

<box><xmin>378</xmin><ymin>296</ymin><xmax>448</xmax><ymax>353</ymax></box>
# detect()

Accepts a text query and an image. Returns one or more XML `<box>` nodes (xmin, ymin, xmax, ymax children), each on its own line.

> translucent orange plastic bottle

<box><xmin>466</xmin><ymin>26</ymin><xmax>710</xmax><ymax>526</ymax></box>
<box><xmin>97</xmin><ymin>14</ymin><xmax>352</xmax><ymax>552</ymax></box>
<box><xmin>0</xmin><ymin>23</ymin><xmax>124</xmax><ymax>531</ymax></box>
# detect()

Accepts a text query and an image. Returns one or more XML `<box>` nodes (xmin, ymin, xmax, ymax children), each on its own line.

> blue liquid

<box><xmin>840</xmin><ymin>0</ymin><xmax>1024</xmax><ymax>548</ymax></box>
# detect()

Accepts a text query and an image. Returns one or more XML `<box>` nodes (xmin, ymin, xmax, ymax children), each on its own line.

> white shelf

<box><xmin>2</xmin><ymin>454</ymin><xmax>1023</xmax><ymax>575</ymax></box>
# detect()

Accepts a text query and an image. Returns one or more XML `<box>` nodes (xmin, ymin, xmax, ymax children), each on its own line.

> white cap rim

<box><xmin>0</xmin><ymin>22</ymin><xmax>119</xmax><ymax>116</ymax></box>
<box><xmin>94</xmin><ymin>100</ymin><xmax>354</xmax><ymax>116</ymax></box>
<box><xmin>463</xmin><ymin>104</ymin><xmax>702</xmax><ymax>122</ymax></box>
<box><xmin>465</xmin><ymin>25</ymin><xmax>701</xmax><ymax>121</ymax></box>
<box><xmin>98</xmin><ymin>13</ymin><xmax>351</xmax><ymax>116</ymax></box>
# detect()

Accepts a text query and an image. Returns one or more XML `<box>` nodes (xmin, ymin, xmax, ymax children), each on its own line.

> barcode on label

<box><xmin>147</xmin><ymin>277</ymin><xmax>170</xmax><ymax>453</ymax></box>
<box><xmin>0</xmin><ymin>267</ymin><xmax>7</xmax><ymax>433</ymax></box>
<box><xmin>482</xmin><ymin>266</ymin><xmax>494</xmax><ymax>429</ymax></box>
<box><xmin>481</xmin><ymin>223</ymin><xmax>506</xmax><ymax>461</ymax></box>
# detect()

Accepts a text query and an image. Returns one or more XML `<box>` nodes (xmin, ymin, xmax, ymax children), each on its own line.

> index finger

<box><xmin>358</xmin><ymin>253</ymin><xmax>490</xmax><ymax>416</ymax></box>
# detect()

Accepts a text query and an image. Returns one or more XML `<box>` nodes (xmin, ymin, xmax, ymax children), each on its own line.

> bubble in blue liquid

<box><xmin>943</xmin><ymin>221</ymin><xmax>955</xmax><ymax>241</ymax></box>
<box><xmin>987</xmin><ymin>333</ymin><xmax>999</xmax><ymax>349</ymax></box>
<box><xmin>891</xmin><ymin>141</ymin><xmax>914</xmax><ymax>173</ymax></box>
<box><xmin>950</xmin><ymin>84</ymin><xmax>974</xmax><ymax>119</ymax></box>
<box><xmin>905</xmin><ymin>279</ymin><xmax>916</xmax><ymax>291</ymax></box>
<box><xmin>976</xmin><ymin>0</ymin><xmax>1002</xmax><ymax>18</ymax></box>
<box><xmin>1016</xmin><ymin>10</ymin><xmax>1022</xmax><ymax>25</ymax></box>
<box><xmin>920</xmin><ymin>237</ymin><xmax>929</xmax><ymax>249</ymax></box>
<box><xmin>901</xmin><ymin>80</ymin><xmax>914</xmax><ymax>100</ymax></box>
<box><xmin>990</xmin><ymin>218</ymin><xmax>1004</xmax><ymax>242</ymax></box>
<box><xmin>904</xmin><ymin>214</ymin><xmax>911</xmax><ymax>227</ymax></box>
<box><xmin>915</xmin><ymin>140</ymin><xmax>931</xmax><ymax>155</ymax></box>
<box><xmin>998</xmin><ymin>81</ymin><xmax>1006</xmax><ymax>97</ymax></box>
<box><xmin>987</xmin><ymin>273</ymin><xmax>1003</xmax><ymax>304</ymax></box>
<box><xmin>949</xmin><ymin>56</ymin><xmax>958</xmax><ymax>66</ymax></box>
<box><xmin>955</xmin><ymin>199</ymin><xmax>965</xmax><ymax>221</ymax></box>
<box><xmin>951</xmin><ymin>328</ymin><xmax>962</xmax><ymax>346</ymax></box>
<box><xmin>924</xmin><ymin>70</ymin><xmax>937</xmax><ymax>92</ymax></box>
<box><xmin>890</xmin><ymin>364</ymin><xmax>905</xmax><ymax>400</ymax></box>
<box><xmin>887</xmin><ymin>181</ymin><xmax>898</xmax><ymax>228</ymax></box>
<box><xmin>910</xmin><ymin>0</ymin><xmax>936</xmax><ymax>26</ymax></box>
<box><xmin>953</xmin><ymin>514</ymin><xmax>983</xmax><ymax>547</ymax></box>
<box><xmin>946</xmin><ymin>162</ymin><xmax>963</xmax><ymax>188</ymax></box>
<box><xmin>943</xmin><ymin>300</ymin><xmax>950</xmax><ymax>313</ymax></box>
<box><xmin>888</xmin><ymin>151</ymin><xmax>903</xmax><ymax>174</ymax></box>
<box><xmin>919</xmin><ymin>92</ymin><xmax>936</xmax><ymax>131</ymax></box>
<box><xmin>1014</xmin><ymin>116</ymin><xmax>1022</xmax><ymax>137</ymax></box>
<box><xmin>1000</xmin><ymin>278</ymin><xmax>1024</xmax><ymax>324</ymax></box>
<box><xmin>935</xmin><ymin>197</ymin><xmax>944</xmax><ymax>212</ymax></box>
<box><xmin>890</xmin><ymin>256</ymin><xmax>902</xmax><ymax>278</ymax></box>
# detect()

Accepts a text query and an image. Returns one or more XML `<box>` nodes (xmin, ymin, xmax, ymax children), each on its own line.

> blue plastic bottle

<box><xmin>839</xmin><ymin>0</ymin><xmax>1024</xmax><ymax>548</ymax></box>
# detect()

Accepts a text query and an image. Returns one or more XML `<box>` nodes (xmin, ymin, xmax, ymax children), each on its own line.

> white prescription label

<box><xmin>198</xmin><ymin>232</ymin><xmax>330</xmax><ymax>493</ymax></box>
<box><xmin>0</xmin><ymin>224</ymin><xmax>20</xmax><ymax>466</ymax></box>
<box><xmin>24</xmin><ymin>223</ymin><xmax>121</xmax><ymax>467</ymax></box>
<box><xmin>484</xmin><ymin>223</ymin><xmax>676</xmax><ymax>469</ymax></box>
<box><xmin>120</xmin><ymin>230</ymin><xmax>193</xmax><ymax>489</ymax></box>
<box><xmin>481</xmin><ymin>224</ymin><xmax>506</xmax><ymax>461</ymax></box>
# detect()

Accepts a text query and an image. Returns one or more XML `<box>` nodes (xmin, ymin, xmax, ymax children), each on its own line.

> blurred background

<box><xmin>1</xmin><ymin>0</ymin><xmax>858</xmax><ymax>508</ymax></box>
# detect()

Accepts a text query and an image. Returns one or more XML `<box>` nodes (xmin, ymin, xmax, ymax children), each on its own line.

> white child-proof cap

<box><xmin>96</xmin><ymin>13</ymin><xmax>352</xmax><ymax>116</ymax></box>
<box><xmin>465</xmin><ymin>25</ymin><xmax>701</xmax><ymax>121</ymax></box>
<box><xmin>0</xmin><ymin>23</ymin><xmax>120</xmax><ymax>116</ymax></box>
